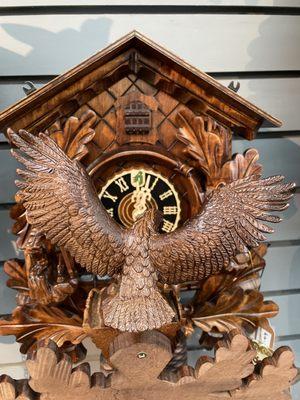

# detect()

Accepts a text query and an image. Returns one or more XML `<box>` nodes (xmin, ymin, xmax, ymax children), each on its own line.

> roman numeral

<box><xmin>159</xmin><ymin>190</ymin><xmax>173</xmax><ymax>201</ymax></box>
<box><xmin>115</xmin><ymin>177</ymin><xmax>129</xmax><ymax>193</ymax></box>
<box><xmin>106</xmin><ymin>208</ymin><xmax>114</xmax><ymax>217</ymax></box>
<box><xmin>103</xmin><ymin>190</ymin><xmax>117</xmax><ymax>203</ymax></box>
<box><xmin>161</xmin><ymin>219</ymin><xmax>174</xmax><ymax>233</ymax></box>
<box><xmin>163</xmin><ymin>206</ymin><xmax>178</xmax><ymax>215</ymax></box>
<box><xmin>149</xmin><ymin>176</ymin><xmax>159</xmax><ymax>191</ymax></box>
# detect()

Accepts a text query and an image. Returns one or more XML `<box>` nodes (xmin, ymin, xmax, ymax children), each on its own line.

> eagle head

<box><xmin>133</xmin><ymin>208</ymin><xmax>163</xmax><ymax>236</ymax></box>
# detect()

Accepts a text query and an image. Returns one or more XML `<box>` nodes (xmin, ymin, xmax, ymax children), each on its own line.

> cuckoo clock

<box><xmin>0</xmin><ymin>32</ymin><xmax>297</xmax><ymax>399</ymax></box>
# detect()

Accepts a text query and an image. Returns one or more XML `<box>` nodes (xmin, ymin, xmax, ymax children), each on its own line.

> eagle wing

<box><xmin>150</xmin><ymin>175</ymin><xmax>294</xmax><ymax>284</ymax></box>
<box><xmin>9</xmin><ymin>129</ymin><xmax>125</xmax><ymax>276</ymax></box>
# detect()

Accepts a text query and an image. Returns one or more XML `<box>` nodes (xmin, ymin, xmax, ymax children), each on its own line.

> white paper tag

<box><xmin>249</xmin><ymin>325</ymin><xmax>275</xmax><ymax>350</ymax></box>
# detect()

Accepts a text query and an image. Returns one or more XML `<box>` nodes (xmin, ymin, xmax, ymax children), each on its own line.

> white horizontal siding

<box><xmin>1</xmin><ymin>135</ymin><xmax>300</xmax><ymax>202</ymax></box>
<box><xmin>262</xmin><ymin>245</ymin><xmax>300</xmax><ymax>292</ymax></box>
<box><xmin>0</xmin><ymin>5</ymin><xmax>299</xmax><ymax>397</ymax></box>
<box><xmin>0</xmin><ymin>268</ymin><xmax>16</xmax><ymax>313</ymax></box>
<box><xmin>1</xmin><ymin>78</ymin><xmax>300</xmax><ymax>133</ymax></box>
<box><xmin>0</xmin><ymin>209</ymin><xmax>21</xmax><ymax>262</ymax></box>
<box><xmin>220</xmin><ymin>78</ymin><xmax>300</xmax><ymax>132</ymax></box>
<box><xmin>0</xmin><ymin>14</ymin><xmax>299</xmax><ymax>75</ymax></box>
<box><xmin>1</xmin><ymin>1</ymin><xmax>300</xmax><ymax>7</ymax></box>
<box><xmin>266</xmin><ymin>293</ymin><xmax>300</xmax><ymax>337</ymax></box>
<box><xmin>0</xmin><ymin>150</ymin><xmax>19</xmax><ymax>203</ymax></box>
<box><xmin>232</xmin><ymin>136</ymin><xmax>300</xmax><ymax>186</ymax></box>
<box><xmin>0</xmin><ymin>82</ymin><xmax>44</xmax><ymax>117</ymax></box>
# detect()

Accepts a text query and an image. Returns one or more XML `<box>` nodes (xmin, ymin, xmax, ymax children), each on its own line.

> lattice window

<box><xmin>124</xmin><ymin>101</ymin><xmax>151</xmax><ymax>134</ymax></box>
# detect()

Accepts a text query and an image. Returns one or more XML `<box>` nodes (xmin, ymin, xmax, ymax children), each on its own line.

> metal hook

<box><xmin>228</xmin><ymin>80</ymin><xmax>240</xmax><ymax>93</ymax></box>
<box><xmin>22</xmin><ymin>81</ymin><xmax>37</xmax><ymax>96</ymax></box>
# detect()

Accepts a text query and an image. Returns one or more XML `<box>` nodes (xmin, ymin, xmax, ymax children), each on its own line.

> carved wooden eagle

<box><xmin>9</xmin><ymin>130</ymin><xmax>294</xmax><ymax>332</ymax></box>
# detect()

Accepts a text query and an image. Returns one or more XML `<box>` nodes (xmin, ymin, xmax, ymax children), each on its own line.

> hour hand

<box><xmin>131</xmin><ymin>187</ymin><xmax>151</xmax><ymax>220</ymax></box>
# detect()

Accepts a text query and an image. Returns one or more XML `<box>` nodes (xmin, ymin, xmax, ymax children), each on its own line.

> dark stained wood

<box><xmin>115</xmin><ymin>91</ymin><xmax>159</xmax><ymax>144</ymax></box>
<box><xmin>0</xmin><ymin>31</ymin><xmax>296</xmax><ymax>398</ymax></box>
<box><xmin>4</xmin><ymin>120</ymin><xmax>293</xmax><ymax>340</ymax></box>
<box><xmin>0</xmin><ymin>31</ymin><xmax>281</xmax><ymax>139</ymax></box>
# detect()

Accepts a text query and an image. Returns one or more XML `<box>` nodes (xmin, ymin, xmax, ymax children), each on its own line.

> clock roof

<box><xmin>0</xmin><ymin>30</ymin><xmax>281</xmax><ymax>139</ymax></box>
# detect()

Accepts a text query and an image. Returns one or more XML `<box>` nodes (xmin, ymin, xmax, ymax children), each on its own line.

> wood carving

<box><xmin>115</xmin><ymin>91</ymin><xmax>159</xmax><ymax>144</ymax></box>
<box><xmin>0</xmin><ymin>304</ymin><xmax>86</xmax><ymax>354</ymax></box>
<box><xmin>176</xmin><ymin>109</ymin><xmax>262</xmax><ymax>188</ymax></box>
<box><xmin>6</xmin><ymin>111</ymin><xmax>97</xmax><ymax>308</ymax></box>
<box><xmin>186</xmin><ymin>244</ymin><xmax>276</xmax><ymax>336</ymax></box>
<box><xmin>7</xmin><ymin>129</ymin><xmax>294</xmax><ymax>335</ymax></box>
<box><xmin>192</xmin><ymin>288</ymin><xmax>278</xmax><ymax>333</ymax></box>
<box><xmin>0</xmin><ymin>331</ymin><xmax>296</xmax><ymax>400</ymax></box>
<box><xmin>0</xmin><ymin>32</ymin><xmax>296</xmax><ymax>398</ymax></box>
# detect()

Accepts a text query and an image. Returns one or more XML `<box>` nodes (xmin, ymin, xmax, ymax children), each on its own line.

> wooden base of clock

<box><xmin>83</xmin><ymin>288</ymin><xmax>181</xmax><ymax>358</ymax></box>
<box><xmin>0</xmin><ymin>330</ymin><xmax>296</xmax><ymax>400</ymax></box>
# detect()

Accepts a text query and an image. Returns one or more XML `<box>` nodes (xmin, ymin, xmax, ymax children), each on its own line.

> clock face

<box><xmin>99</xmin><ymin>168</ymin><xmax>181</xmax><ymax>233</ymax></box>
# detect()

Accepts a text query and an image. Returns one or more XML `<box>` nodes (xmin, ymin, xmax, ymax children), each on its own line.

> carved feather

<box><xmin>9</xmin><ymin>129</ymin><xmax>125</xmax><ymax>276</ymax></box>
<box><xmin>150</xmin><ymin>174</ymin><xmax>295</xmax><ymax>284</ymax></box>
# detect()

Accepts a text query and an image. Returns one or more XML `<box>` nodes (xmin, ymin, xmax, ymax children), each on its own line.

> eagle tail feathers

<box><xmin>102</xmin><ymin>292</ymin><xmax>175</xmax><ymax>332</ymax></box>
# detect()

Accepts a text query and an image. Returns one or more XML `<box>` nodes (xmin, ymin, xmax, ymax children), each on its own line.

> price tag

<box><xmin>250</xmin><ymin>325</ymin><xmax>275</xmax><ymax>362</ymax></box>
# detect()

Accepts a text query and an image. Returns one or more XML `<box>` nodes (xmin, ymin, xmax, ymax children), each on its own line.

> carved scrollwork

<box><xmin>0</xmin><ymin>331</ymin><xmax>296</xmax><ymax>400</ymax></box>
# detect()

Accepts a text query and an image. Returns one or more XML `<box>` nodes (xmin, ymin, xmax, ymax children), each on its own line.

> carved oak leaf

<box><xmin>1</xmin><ymin>331</ymin><xmax>295</xmax><ymax>399</ymax></box>
<box><xmin>0</xmin><ymin>376</ymin><xmax>33</xmax><ymax>400</ymax></box>
<box><xmin>8</xmin><ymin>203</ymin><xmax>28</xmax><ymax>249</ymax></box>
<box><xmin>175</xmin><ymin>109</ymin><xmax>263</xmax><ymax>188</ymax></box>
<box><xmin>47</xmin><ymin>110</ymin><xmax>96</xmax><ymax>161</ymax></box>
<box><xmin>176</xmin><ymin>109</ymin><xmax>230</xmax><ymax>184</ymax></box>
<box><xmin>233</xmin><ymin>347</ymin><xmax>297</xmax><ymax>400</ymax></box>
<box><xmin>0</xmin><ymin>305</ymin><xmax>86</xmax><ymax>354</ymax></box>
<box><xmin>194</xmin><ymin>332</ymin><xmax>255</xmax><ymax>392</ymax></box>
<box><xmin>192</xmin><ymin>288</ymin><xmax>278</xmax><ymax>333</ymax></box>
<box><xmin>27</xmin><ymin>342</ymin><xmax>96</xmax><ymax>399</ymax></box>
<box><xmin>220</xmin><ymin>148</ymin><xmax>262</xmax><ymax>184</ymax></box>
<box><xmin>4</xmin><ymin>259</ymin><xmax>28</xmax><ymax>292</ymax></box>
<box><xmin>191</xmin><ymin>244</ymin><xmax>267</xmax><ymax>308</ymax></box>
<box><xmin>195</xmin><ymin>245</ymin><xmax>269</xmax><ymax>349</ymax></box>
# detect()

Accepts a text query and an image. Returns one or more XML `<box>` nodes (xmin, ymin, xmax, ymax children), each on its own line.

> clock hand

<box><xmin>131</xmin><ymin>186</ymin><xmax>152</xmax><ymax>221</ymax></box>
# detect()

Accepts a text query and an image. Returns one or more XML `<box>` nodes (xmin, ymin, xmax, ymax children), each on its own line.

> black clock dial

<box><xmin>99</xmin><ymin>168</ymin><xmax>181</xmax><ymax>233</ymax></box>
